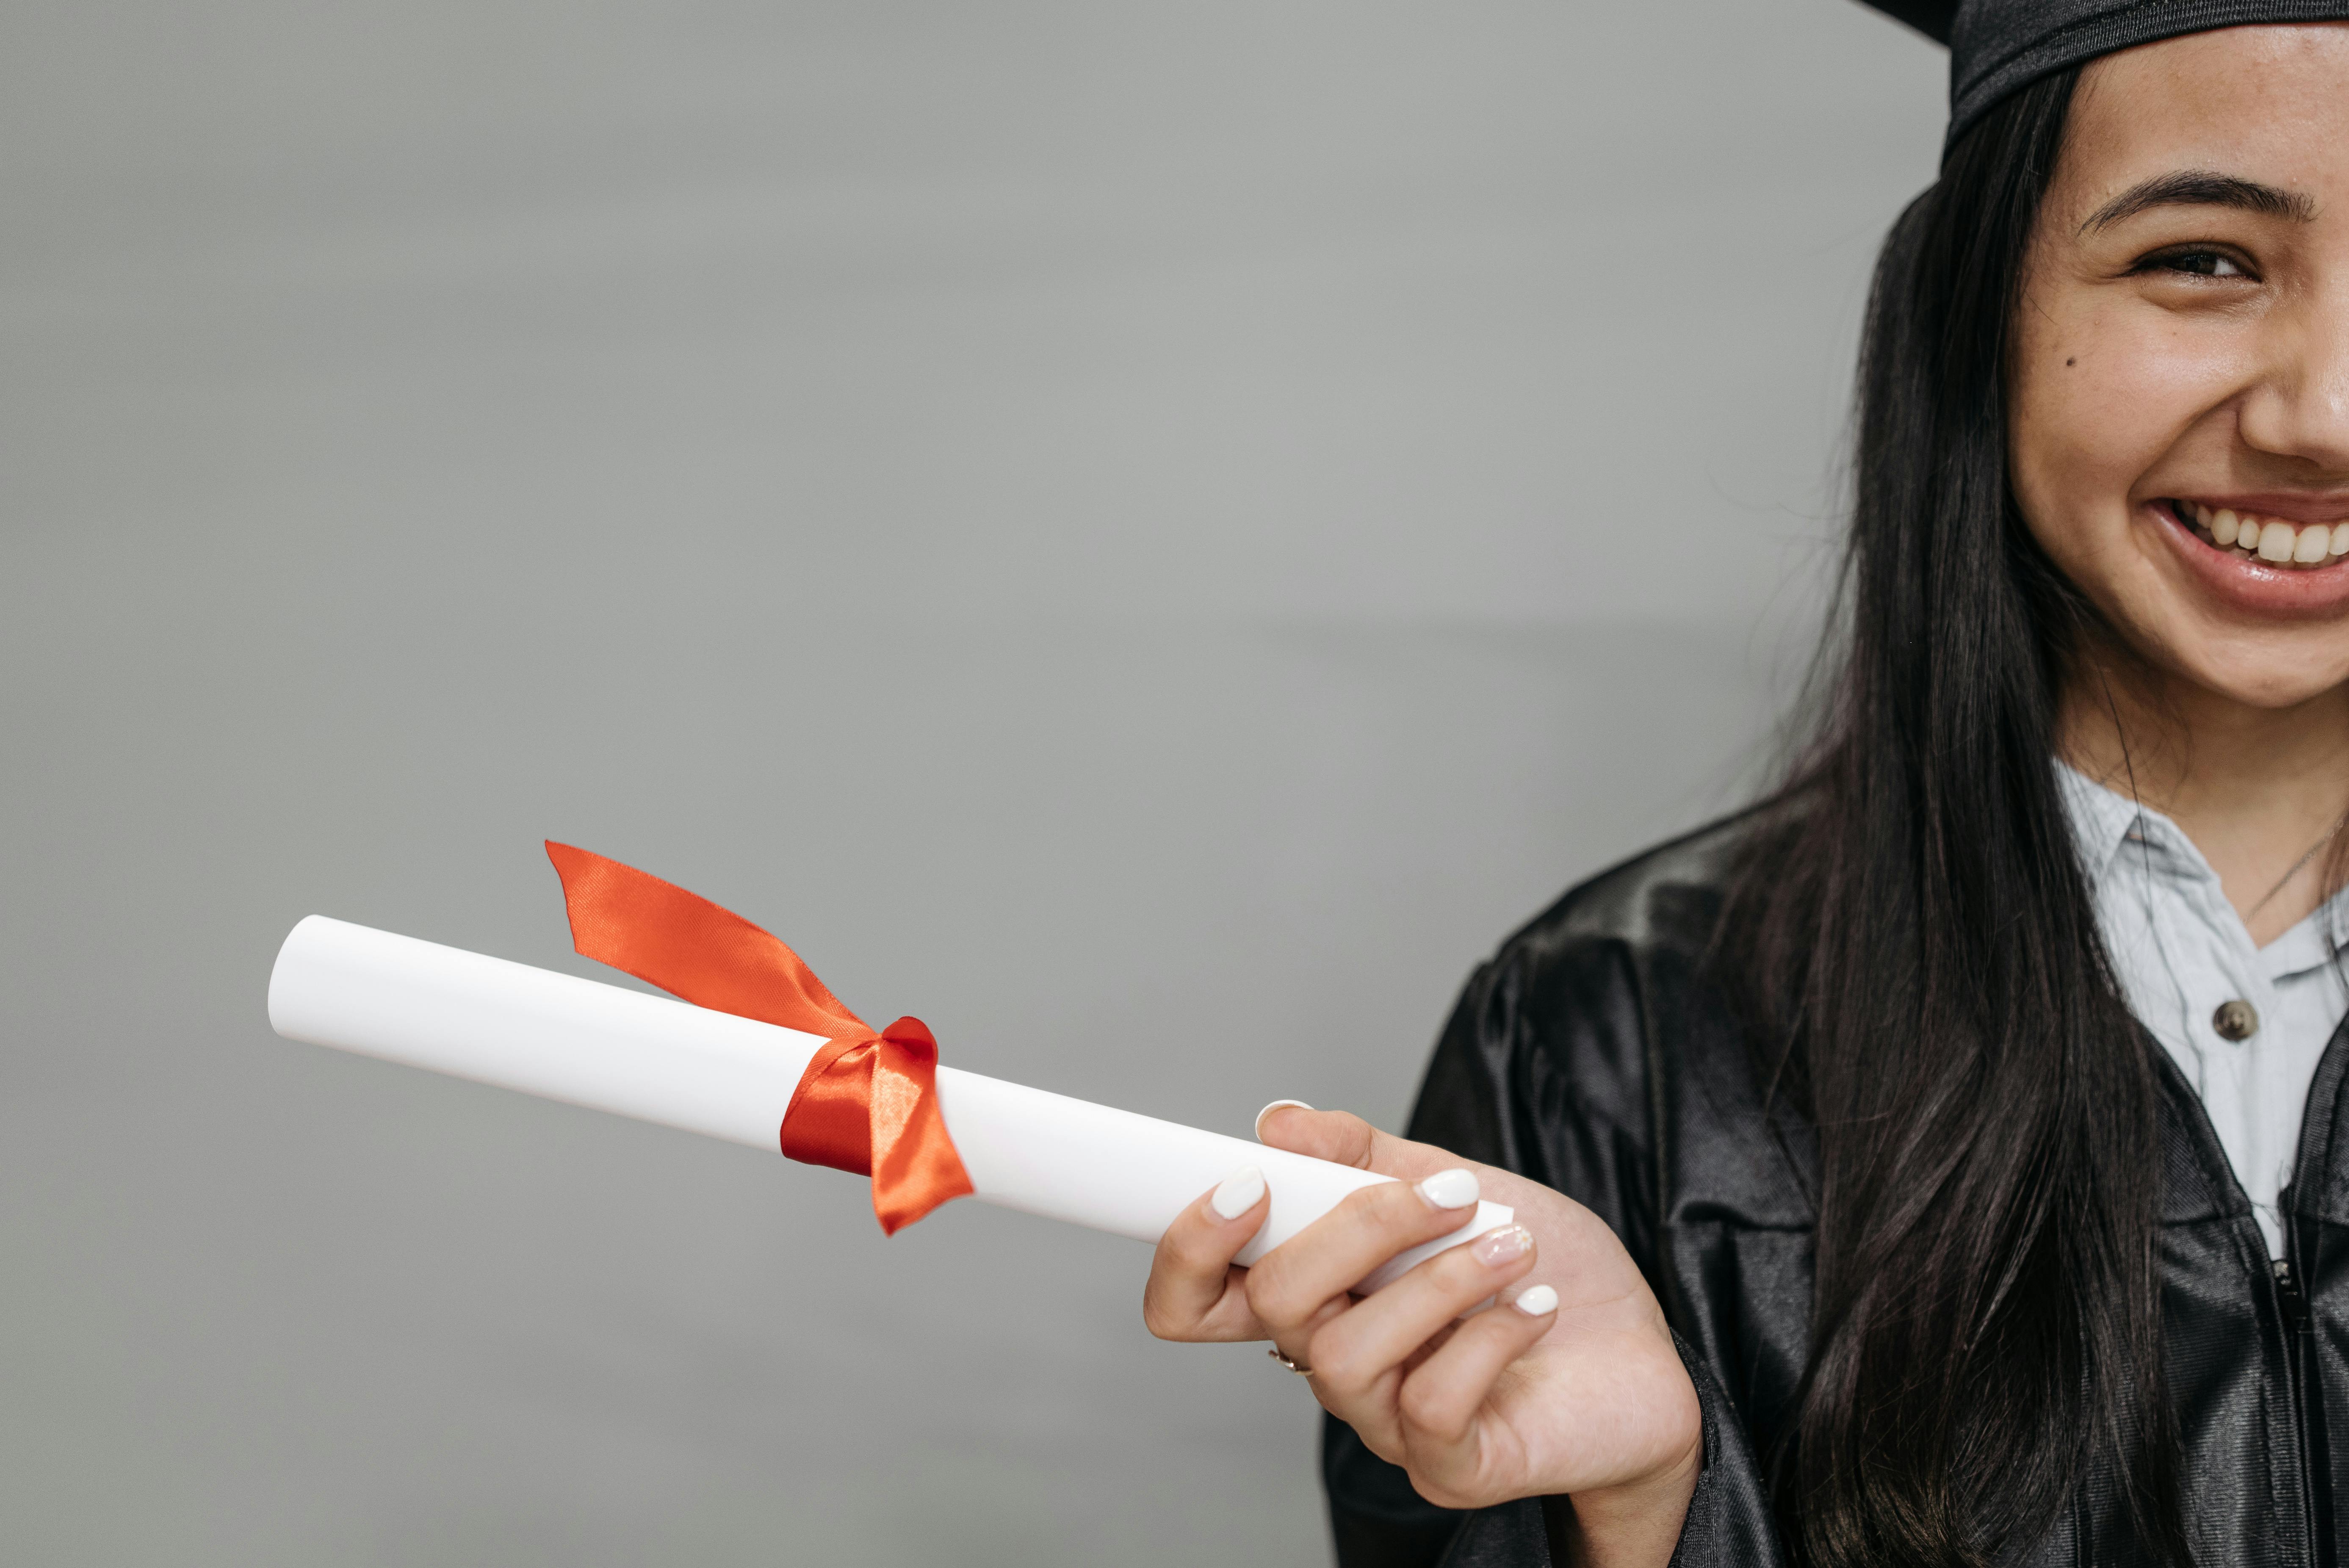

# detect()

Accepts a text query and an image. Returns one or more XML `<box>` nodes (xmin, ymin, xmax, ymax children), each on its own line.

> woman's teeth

<box><xmin>2181</xmin><ymin>501</ymin><xmax>2349</xmax><ymax>570</ymax></box>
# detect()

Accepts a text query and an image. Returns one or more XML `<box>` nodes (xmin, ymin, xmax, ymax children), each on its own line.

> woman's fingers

<box><xmin>1395</xmin><ymin>1284</ymin><xmax>1560</xmax><ymax>1452</ymax></box>
<box><xmin>1143</xmin><ymin>1165</ymin><xmax>1271</xmax><ymax>1342</ymax></box>
<box><xmin>1304</xmin><ymin>1223</ymin><xmax>1541</xmax><ymax>1407</ymax></box>
<box><xmin>1245</xmin><ymin>1168</ymin><xmax>1489</xmax><ymax>1336</ymax></box>
<box><xmin>1298</xmin><ymin>1221</ymin><xmax>1542</xmax><ymax>1464</ymax></box>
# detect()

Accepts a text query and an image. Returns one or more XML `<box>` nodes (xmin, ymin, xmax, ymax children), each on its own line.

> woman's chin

<box><xmin>2181</xmin><ymin>664</ymin><xmax>2349</xmax><ymax>712</ymax></box>
<box><xmin>2160</xmin><ymin>628</ymin><xmax>2349</xmax><ymax>713</ymax></box>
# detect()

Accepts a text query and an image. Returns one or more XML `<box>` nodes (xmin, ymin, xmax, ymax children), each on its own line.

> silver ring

<box><xmin>1268</xmin><ymin>1346</ymin><xmax>1314</xmax><ymax>1377</ymax></box>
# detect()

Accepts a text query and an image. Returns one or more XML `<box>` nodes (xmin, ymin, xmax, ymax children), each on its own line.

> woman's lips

<box><xmin>2153</xmin><ymin>500</ymin><xmax>2349</xmax><ymax>617</ymax></box>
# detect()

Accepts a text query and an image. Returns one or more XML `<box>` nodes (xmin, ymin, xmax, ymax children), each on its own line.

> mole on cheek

<box><xmin>2066</xmin><ymin>357</ymin><xmax>2077</xmax><ymax>367</ymax></box>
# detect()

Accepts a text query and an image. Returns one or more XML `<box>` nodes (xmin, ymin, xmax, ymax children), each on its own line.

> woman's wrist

<box><xmin>1539</xmin><ymin>1433</ymin><xmax>1702</xmax><ymax>1568</ymax></box>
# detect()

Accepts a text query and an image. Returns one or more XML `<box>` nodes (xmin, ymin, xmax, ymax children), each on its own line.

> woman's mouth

<box><xmin>2169</xmin><ymin>499</ymin><xmax>2349</xmax><ymax>569</ymax></box>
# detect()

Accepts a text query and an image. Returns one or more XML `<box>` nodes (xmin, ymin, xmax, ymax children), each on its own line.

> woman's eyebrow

<box><xmin>2081</xmin><ymin>169</ymin><xmax>2317</xmax><ymax>233</ymax></box>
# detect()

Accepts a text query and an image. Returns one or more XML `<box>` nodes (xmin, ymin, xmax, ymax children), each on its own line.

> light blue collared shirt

<box><xmin>2059</xmin><ymin>765</ymin><xmax>2349</xmax><ymax>1256</ymax></box>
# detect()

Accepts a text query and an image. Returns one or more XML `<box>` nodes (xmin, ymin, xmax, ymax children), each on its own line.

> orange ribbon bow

<box><xmin>543</xmin><ymin>841</ymin><xmax>974</xmax><ymax>1233</ymax></box>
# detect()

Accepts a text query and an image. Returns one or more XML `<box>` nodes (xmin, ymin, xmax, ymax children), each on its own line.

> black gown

<box><xmin>1323</xmin><ymin>813</ymin><xmax>2348</xmax><ymax>1567</ymax></box>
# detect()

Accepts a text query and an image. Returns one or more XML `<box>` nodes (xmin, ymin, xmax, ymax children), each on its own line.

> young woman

<box><xmin>1143</xmin><ymin>8</ymin><xmax>2349</xmax><ymax>1565</ymax></box>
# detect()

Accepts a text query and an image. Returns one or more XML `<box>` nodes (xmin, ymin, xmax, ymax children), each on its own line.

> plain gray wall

<box><xmin>1</xmin><ymin>3</ymin><xmax>1942</xmax><ymax>1562</ymax></box>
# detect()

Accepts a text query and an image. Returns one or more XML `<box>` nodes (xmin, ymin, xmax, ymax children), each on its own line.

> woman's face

<box><xmin>2009</xmin><ymin>24</ymin><xmax>2349</xmax><ymax>710</ymax></box>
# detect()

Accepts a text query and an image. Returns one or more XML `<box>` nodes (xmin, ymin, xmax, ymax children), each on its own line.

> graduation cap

<box><xmin>1859</xmin><ymin>0</ymin><xmax>1952</xmax><ymax>42</ymax></box>
<box><xmin>1854</xmin><ymin>0</ymin><xmax>2349</xmax><ymax>147</ymax></box>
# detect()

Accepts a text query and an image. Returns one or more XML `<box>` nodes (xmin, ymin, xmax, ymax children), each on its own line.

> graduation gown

<box><xmin>1323</xmin><ymin>813</ymin><xmax>2349</xmax><ymax>1566</ymax></box>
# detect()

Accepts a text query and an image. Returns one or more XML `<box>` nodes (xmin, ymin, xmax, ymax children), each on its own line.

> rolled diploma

<box><xmin>268</xmin><ymin>916</ymin><xmax>1509</xmax><ymax>1291</ymax></box>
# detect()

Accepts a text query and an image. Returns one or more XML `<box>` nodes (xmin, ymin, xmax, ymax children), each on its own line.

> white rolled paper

<box><xmin>268</xmin><ymin>915</ymin><xmax>1510</xmax><ymax>1290</ymax></box>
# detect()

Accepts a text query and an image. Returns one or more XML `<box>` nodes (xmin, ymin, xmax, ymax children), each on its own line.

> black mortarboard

<box><xmin>1857</xmin><ymin>0</ymin><xmax>2349</xmax><ymax>147</ymax></box>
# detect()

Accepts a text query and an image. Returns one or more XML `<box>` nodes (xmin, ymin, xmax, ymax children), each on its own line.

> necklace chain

<box><xmin>2245</xmin><ymin>806</ymin><xmax>2349</xmax><ymax>922</ymax></box>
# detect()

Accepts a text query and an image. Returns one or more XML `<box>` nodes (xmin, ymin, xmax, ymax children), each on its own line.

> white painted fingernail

<box><xmin>1512</xmin><ymin>1284</ymin><xmax>1559</xmax><ymax>1316</ymax></box>
<box><xmin>1210</xmin><ymin>1165</ymin><xmax>1267</xmax><ymax>1220</ymax></box>
<box><xmin>1254</xmin><ymin>1100</ymin><xmax>1312</xmax><ymax>1140</ymax></box>
<box><xmin>1414</xmin><ymin>1168</ymin><xmax>1479</xmax><ymax>1210</ymax></box>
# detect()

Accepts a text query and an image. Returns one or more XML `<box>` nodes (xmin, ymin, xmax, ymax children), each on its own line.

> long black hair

<box><xmin>1722</xmin><ymin>66</ymin><xmax>2194</xmax><ymax>1567</ymax></box>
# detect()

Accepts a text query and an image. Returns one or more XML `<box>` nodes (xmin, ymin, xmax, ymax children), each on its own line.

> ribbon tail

<box><xmin>866</xmin><ymin>1018</ymin><xmax>975</xmax><ymax>1234</ymax></box>
<box><xmin>544</xmin><ymin>841</ymin><xmax>870</xmax><ymax>1038</ymax></box>
<box><xmin>543</xmin><ymin>843</ymin><xmax>973</xmax><ymax>1235</ymax></box>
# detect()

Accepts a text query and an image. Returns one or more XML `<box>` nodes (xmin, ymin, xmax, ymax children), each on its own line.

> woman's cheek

<box><xmin>2013</xmin><ymin>303</ymin><xmax>2230</xmax><ymax>568</ymax></box>
<box><xmin>2038</xmin><ymin>324</ymin><xmax>2182</xmax><ymax>480</ymax></box>
<box><xmin>2008</xmin><ymin>341</ymin><xmax>2136</xmax><ymax>575</ymax></box>
<box><xmin>2089</xmin><ymin>312</ymin><xmax>2256</xmax><ymax>454</ymax></box>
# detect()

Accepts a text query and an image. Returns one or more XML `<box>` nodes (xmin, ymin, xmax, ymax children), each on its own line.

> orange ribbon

<box><xmin>543</xmin><ymin>841</ymin><xmax>974</xmax><ymax>1234</ymax></box>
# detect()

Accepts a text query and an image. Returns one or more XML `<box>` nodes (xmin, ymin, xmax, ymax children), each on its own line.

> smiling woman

<box><xmin>2014</xmin><ymin>30</ymin><xmax>2349</xmax><ymax>653</ymax></box>
<box><xmin>1140</xmin><ymin>11</ymin><xmax>2349</xmax><ymax>1568</ymax></box>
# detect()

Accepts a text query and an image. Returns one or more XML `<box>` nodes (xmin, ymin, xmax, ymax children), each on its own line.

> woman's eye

<box><xmin>2147</xmin><ymin>249</ymin><xmax>2248</xmax><ymax>278</ymax></box>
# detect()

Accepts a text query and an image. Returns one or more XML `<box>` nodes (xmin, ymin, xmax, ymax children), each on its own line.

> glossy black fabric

<box><xmin>1856</xmin><ymin>0</ymin><xmax>2349</xmax><ymax>147</ymax></box>
<box><xmin>1323</xmin><ymin>812</ymin><xmax>2349</xmax><ymax>1566</ymax></box>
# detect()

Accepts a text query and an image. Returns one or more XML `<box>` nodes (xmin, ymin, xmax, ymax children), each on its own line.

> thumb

<box><xmin>1255</xmin><ymin>1104</ymin><xmax>1458</xmax><ymax>1182</ymax></box>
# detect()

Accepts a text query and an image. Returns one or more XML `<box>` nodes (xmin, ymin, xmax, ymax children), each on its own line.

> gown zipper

<box><xmin>2147</xmin><ymin>1034</ymin><xmax>2327</xmax><ymax>1563</ymax></box>
<box><xmin>2276</xmin><ymin>1254</ymin><xmax>2306</xmax><ymax>1330</ymax></box>
<box><xmin>2275</xmin><ymin>1004</ymin><xmax>2349</xmax><ymax>1567</ymax></box>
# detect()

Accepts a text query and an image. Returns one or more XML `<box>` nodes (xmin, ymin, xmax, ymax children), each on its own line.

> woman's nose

<box><xmin>2236</xmin><ymin>280</ymin><xmax>2349</xmax><ymax>474</ymax></box>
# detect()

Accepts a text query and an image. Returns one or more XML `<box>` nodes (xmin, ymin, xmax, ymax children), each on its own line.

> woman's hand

<box><xmin>1143</xmin><ymin>1106</ymin><xmax>1701</xmax><ymax>1567</ymax></box>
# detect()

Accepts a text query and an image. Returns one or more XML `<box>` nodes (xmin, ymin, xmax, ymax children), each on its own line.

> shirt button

<box><xmin>2212</xmin><ymin>1000</ymin><xmax>2259</xmax><ymax>1042</ymax></box>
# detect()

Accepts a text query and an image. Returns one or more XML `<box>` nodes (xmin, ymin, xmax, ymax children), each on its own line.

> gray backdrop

<box><xmin>1</xmin><ymin>3</ymin><xmax>1942</xmax><ymax>1562</ymax></box>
